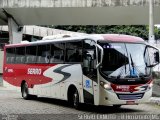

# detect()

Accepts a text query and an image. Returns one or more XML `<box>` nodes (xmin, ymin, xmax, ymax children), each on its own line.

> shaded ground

<box><xmin>153</xmin><ymin>79</ymin><xmax>160</xmax><ymax>97</ymax></box>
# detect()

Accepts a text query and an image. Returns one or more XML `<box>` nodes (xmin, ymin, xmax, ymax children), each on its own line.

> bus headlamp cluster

<box><xmin>100</xmin><ymin>81</ymin><xmax>112</xmax><ymax>90</ymax></box>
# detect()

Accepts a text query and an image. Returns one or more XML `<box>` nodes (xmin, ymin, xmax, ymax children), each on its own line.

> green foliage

<box><xmin>50</xmin><ymin>25</ymin><xmax>160</xmax><ymax>41</ymax></box>
<box><xmin>155</xmin><ymin>26</ymin><xmax>160</xmax><ymax>40</ymax></box>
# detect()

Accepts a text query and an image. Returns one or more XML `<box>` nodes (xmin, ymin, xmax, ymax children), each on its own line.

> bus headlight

<box><xmin>100</xmin><ymin>81</ymin><xmax>112</xmax><ymax>90</ymax></box>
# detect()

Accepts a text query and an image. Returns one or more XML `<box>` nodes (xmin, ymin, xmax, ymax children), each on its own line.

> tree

<box><xmin>51</xmin><ymin>25</ymin><xmax>160</xmax><ymax>41</ymax></box>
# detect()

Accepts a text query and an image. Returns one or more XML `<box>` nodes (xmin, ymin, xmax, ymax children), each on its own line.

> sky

<box><xmin>155</xmin><ymin>25</ymin><xmax>160</xmax><ymax>28</ymax></box>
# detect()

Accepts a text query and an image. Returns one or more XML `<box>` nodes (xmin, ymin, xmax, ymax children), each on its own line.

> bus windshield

<box><xmin>98</xmin><ymin>42</ymin><xmax>151</xmax><ymax>79</ymax></box>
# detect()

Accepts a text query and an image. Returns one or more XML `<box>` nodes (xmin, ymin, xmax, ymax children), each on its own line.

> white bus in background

<box><xmin>3</xmin><ymin>34</ymin><xmax>160</xmax><ymax>109</ymax></box>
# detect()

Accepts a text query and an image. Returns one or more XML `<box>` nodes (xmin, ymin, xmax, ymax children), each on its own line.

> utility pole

<box><xmin>149</xmin><ymin>0</ymin><xmax>155</xmax><ymax>44</ymax></box>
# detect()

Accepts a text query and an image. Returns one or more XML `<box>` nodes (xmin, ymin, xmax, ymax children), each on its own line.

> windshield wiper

<box><xmin>130</xmin><ymin>54</ymin><xmax>134</xmax><ymax>69</ymax></box>
<box><xmin>130</xmin><ymin>54</ymin><xmax>140</xmax><ymax>78</ymax></box>
<box><xmin>124</xmin><ymin>54</ymin><xmax>127</xmax><ymax>74</ymax></box>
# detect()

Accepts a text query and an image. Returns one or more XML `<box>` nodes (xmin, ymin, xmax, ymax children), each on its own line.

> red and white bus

<box><xmin>2</xmin><ymin>34</ymin><xmax>160</xmax><ymax>109</ymax></box>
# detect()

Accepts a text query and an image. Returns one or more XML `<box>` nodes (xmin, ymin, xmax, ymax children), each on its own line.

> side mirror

<box><xmin>155</xmin><ymin>51</ymin><xmax>160</xmax><ymax>63</ymax></box>
<box><xmin>144</xmin><ymin>45</ymin><xmax>160</xmax><ymax>67</ymax></box>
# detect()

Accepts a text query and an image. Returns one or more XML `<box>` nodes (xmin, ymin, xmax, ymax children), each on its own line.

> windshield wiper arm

<box><xmin>130</xmin><ymin>54</ymin><xmax>134</xmax><ymax>69</ymax></box>
<box><xmin>124</xmin><ymin>54</ymin><xmax>127</xmax><ymax>74</ymax></box>
<box><xmin>130</xmin><ymin>54</ymin><xmax>140</xmax><ymax>77</ymax></box>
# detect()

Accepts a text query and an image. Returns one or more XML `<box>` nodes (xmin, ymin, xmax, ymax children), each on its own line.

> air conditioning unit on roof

<box><xmin>42</xmin><ymin>34</ymin><xmax>83</xmax><ymax>41</ymax></box>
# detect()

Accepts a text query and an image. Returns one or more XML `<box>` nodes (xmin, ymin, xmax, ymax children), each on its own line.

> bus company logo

<box><xmin>116</xmin><ymin>85</ymin><xmax>130</xmax><ymax>92</ymax></box>
<box><xmin>116</xmin><ymin>85</ymin><xmax>129</xmax><ymax>89</ymax></box>
<box><xmin>5</xmin><ymin>67</ymin><xmax>13</xmax><ymax>73</ymax></box>
<box><xmin>4</xmin><ymin>67</ymin><xmax>8</xmax><ymax>72</ymax></box>
<box><xmin>27</xmin><ymin>68</ymin><xmax>42</xmax><ymax>75</ymax></box>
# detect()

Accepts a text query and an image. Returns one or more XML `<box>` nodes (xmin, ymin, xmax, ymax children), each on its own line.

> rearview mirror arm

<box><xmin>96</xmin><ymin>44</ymin><xmax>104</xmax><ymax>68</ymax></box>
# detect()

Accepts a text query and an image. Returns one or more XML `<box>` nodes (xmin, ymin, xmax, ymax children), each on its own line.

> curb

<box><xmin>150</xmin><ymin>97</ymin><xmax>160</xmax><ymax>106</ymax></box>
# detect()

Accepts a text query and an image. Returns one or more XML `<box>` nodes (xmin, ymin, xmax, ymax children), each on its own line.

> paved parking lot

<box><xmin>0</xmin><ymin>86</ymin><xmax>160</xmax><ymax>120</ymax></box>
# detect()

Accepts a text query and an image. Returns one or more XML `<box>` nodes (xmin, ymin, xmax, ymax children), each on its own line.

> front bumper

<box><xmin>99</xmin><ymin>87</ymin><xmax>152</xmax><ymax>106</ymax></box>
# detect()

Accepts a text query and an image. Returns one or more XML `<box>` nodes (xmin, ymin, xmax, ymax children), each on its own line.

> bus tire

<box><xmin>21</xmin><ymin>82</ymin><xmax>31</xmax><ymax>100</ymax></box>
<box><xmin>73</xmin><ymin>89</ymin><xmax>80</xmax><ymax>109</ymax></box>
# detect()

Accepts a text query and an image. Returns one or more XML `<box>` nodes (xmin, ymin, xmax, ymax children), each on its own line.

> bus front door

<box><xmin>83</xmin><ymin>39</ymin><xmax>98</xmax><ymax>105</ymax></box>
<box><xmin>83</xmin><ymin>76</ymin><xmax>94</xmax><ymax>104</ymax></box>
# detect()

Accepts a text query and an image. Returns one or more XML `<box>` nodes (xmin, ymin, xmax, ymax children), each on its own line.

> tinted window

<box><xmin>26</xmin><ymin>46</ymin><xmax>37</xmax><ymax>63</ymax></box>
<box><xmin>50</xmin><ymin>43</ymin><xmax>64</xmax><ymax>63</ymax></box>
<box><xmin>37</xmin><ymin>44</ymin><xmax>51</xmax><ymax>63</ymax></box>
<box><xmin>6</xmin><ymin>48</ymin><xmax>15</xmax><ymax>64</ymax></box>
<box><xmin>66</xmin><ymin>41</ymin><xmax>82</xmax><ymax>62</ymax></box>
<box><xmin>15</xmin><ymin>47</ymin><xmax>26</xmax><ymax>64</ymax></box>
<box><xmin>101</xmin><ymin>43</ymin><xmax>128</xmax><ymax>73</ymax></box>
<box><xmin>83</xmin><ymin>40</ymin><xmax>96</xmax><ymax>74</ymax></box>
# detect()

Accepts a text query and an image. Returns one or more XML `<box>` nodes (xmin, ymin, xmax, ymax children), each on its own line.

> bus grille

<box><xmin>117</xmin><ymin>93</ymin><xmax>144</xmax><ymax>100</ymax></box>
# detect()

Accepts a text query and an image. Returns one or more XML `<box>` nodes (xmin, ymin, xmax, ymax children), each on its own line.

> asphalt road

<box><xmin>0</xmin><ymin>87</ymin><xmax>160</xmax><ymax>120</ymax></box>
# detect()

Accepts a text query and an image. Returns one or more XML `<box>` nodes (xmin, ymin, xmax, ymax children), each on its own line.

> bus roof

<box><xmin>101</xmin><ymin>34</ymin><xmax>144</xmax><ymax>43</ymax></box>
<box><xmin>5</xmin><ymin>34</ymin><xmax>145</xmax><ymax>47</ymax></box>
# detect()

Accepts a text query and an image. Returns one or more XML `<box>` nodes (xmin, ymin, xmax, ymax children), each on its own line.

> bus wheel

<box><xmin>73</xmin><ymin>90</ymin><xmax>80</xmax><ymax>109</ymax></box>
<box><xmin>21</xmin><ymin>82</ymin><xmax>30</xmax><ymax>100</ymax></box>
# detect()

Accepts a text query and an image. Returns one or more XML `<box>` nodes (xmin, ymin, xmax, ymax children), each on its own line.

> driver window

<box><xmin>66</xmin><ymin>41</ymin><xmax>83</xmax><ymax>63</ymax></box>
<box><xmin>145</xmin><ymin>47</ymin><xmax>159</xmax><ymax>66</ymax></box>
<box><xmin>83</xmin><ymin>40</ymin><xmax>96</xmax><ymax>76</ymax></box>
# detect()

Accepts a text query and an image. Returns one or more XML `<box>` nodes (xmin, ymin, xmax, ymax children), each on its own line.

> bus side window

<box><xmin>26</xmin><ymin>46</ymin><xmax>37</xmax><ymax>63</ymax></box>
<box><xmin>37</xmin><ymin>45</ymin><xmax>51</xmax><ymax>63</ymax></box>
<box><xmin>66</xmin><ymin>41</ymin><xmax>82</xmax><ymax>63</ymax></box>
<box><xmin>54</xmin><ymin>50</ymin><xmax>64</xmax><ymax>62</ymax></box>
<box><xmin>6</xmin><ymin>48</ymin><xmax>15</xmax><ymax>64</ymax></box>
<box><xmin>15</xmin><ymin>47</ymin><xmax>25</xmax><ymax>64</ymax></box>
<box><xmin>50</xmin><ymin>43</ymin><xmax>64</xmax><ymax>63</ymax></box>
